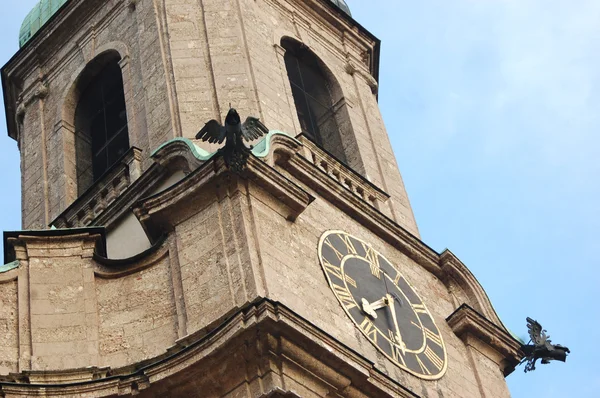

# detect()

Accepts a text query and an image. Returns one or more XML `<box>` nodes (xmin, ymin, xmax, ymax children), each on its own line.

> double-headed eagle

<box><xmin>196</xmin><ymin>108</ymin><xmax>268</xmax><ymax>172</ymax></box>
<box><xmin>520</xmin><ymin>317</ymin><xmax>570</xmax><ymax>372</ymax></box>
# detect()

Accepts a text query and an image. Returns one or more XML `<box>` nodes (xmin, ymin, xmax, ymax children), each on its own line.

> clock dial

<box><xmin>318</xmin><ymin>230</ymin><xmax>447</xmax><ymax>379</ymax></box>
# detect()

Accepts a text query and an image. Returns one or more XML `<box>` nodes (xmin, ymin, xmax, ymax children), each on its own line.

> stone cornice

<box><xmin>0</xmin><ymin>299</ymin><xmax>418</xmax><ymax>397</ymax></box>
<box><xmin>446</xmin><ymin>304</ymin><xmax>523</xmax><ymax>376</ymax></box>
<box><xmin>3</xmin><ymin>227</ymin><xmax>106</xmax><ymax>264</ymax></box>
<box><xmin>134</xmin><ymin>154</ymin><xmax>315</xmax><ymax>239</ymax></box>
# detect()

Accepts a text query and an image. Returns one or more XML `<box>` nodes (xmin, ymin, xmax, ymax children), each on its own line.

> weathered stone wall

<box><xmin>173</xmin><ymin>180</ymin><xmax>267</xmax><ymax>334</ymax></box>
<box><xmin>466</xmin><ymin>336</ymin><xmax>513</xmax><ymax>398</ymax></box>
<box><xmin>0</xmin><ymin>279</ymin><xmax>18</xmax><ymax>374</ymax></box>
<box><xmin>96</xmin><ymin>257</ymin><xmax>178</xmax><ymax>368</ymax></box>
<box><xmin>175</xmin><ymin>200</ymin><xmax>233</xmax><ymax>333</ymax></box>
<box><xmin>9</xmin><ymin>235</ymin><xmax>100</xmax><ymax>371</ymax></box>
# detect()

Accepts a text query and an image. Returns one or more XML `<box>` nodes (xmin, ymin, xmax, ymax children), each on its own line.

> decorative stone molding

<box><xmin>134</xmin><ymin>154</ymin><xmax>314</xmax><ymax>238</ymax></box>
<box><xmin>51</xmin><ymin>147</ymin><xmax>143</xmax><ymax>229</ymax></box>
<box><xmin>4</xmin><ymin>367</ymin><xmax>111</xmax><ymax>385</ymax></box>
<box><xmin>297</xmin><ymin>135</ymin><xmax>388</xmax><ymax>207</ymax></box>
<box><xmin>33</xmin><ymin>81</ymin><xmax>48</xmax><ymax>100</ymax></box>
<box><xmin>344</xmin><ymin>60</ymin><xmax>378</xmax><ymax>94</ymax></box>
<box><xmin>15</xmin><ymin>101</ymin><xmax>25</xmax><ymax>119</ymax></box>
<box><xmin>11</xmin><ymin>79</ymin><xmax>49</xmax><ymax>131</ymax></box>
<box><xmin>447</xmin><ymin>304</ymin><xmax>523</xmax><ymax>376</ymax></box>
<box><xmin>440</xmin><ymin>250</ymin><xmax>507</xmax><ymax>330</ymax></box>
<box><xmin>151</xmin><ymin>137</ymin><xmax>210</xmax><ymax>174</ymax></box>
<box><xmin>3</xmin><ymin>227</ymin><xmax>106</xmax><ymax>263</ymax></box>
<box><xmin>0</xmin><ymin>299</ymin><xmax>419</xmax><ymax>397</ymax></box>
<box><xmin>0</xmin><ymin>261</ymin><xmax>19</xmax><ymax>283</ymax></box>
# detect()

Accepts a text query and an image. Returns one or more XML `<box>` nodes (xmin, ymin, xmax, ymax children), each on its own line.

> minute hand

<box><xmin>387</xmin><ymin>294</ymin><xmax>406</xmax><ymax>355</ymax></box>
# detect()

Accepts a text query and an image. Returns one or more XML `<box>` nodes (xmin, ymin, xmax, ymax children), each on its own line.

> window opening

<box><xmin>283</xmin><ymin>44</ymin><xmax>340</xmax><ymax>147</ymax></box>
<box><xmin>75</xmin><ymin>60</ymin><xmax>129</xmax><ymax>194</ymax></box>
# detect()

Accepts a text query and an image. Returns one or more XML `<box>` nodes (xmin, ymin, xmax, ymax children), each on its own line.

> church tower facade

<box><xmin>0</xmin><ymin>0</ymin><xmax>522</xmax><ymax>397</ymax></box>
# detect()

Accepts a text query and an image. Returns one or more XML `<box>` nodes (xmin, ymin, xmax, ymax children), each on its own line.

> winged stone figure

<box><xmin>519</xmin><ymin>317</ymin><xmax>570</xmax><ymax>372</ymax></box>
<box><xmin>196</xmin><ymin>108</ymin><xmax>269</xmax><ymax>172</ymax></box>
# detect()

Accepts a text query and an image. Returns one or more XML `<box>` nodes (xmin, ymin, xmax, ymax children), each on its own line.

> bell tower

<box><xmin>0</xmin><ymin>0</ymin><xmax>523</xmax><ymax>396</ymax></box>
<box><xmin>4</xmin><ymin>0</ymin><xmax>419</xmax><ymax>237</ymax></box>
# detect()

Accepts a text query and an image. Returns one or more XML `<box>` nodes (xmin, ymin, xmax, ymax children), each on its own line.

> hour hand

<box><xmin>361</xmin><ymin>297</ymin><xmax>388</xmax><ymax>319</ymax></box>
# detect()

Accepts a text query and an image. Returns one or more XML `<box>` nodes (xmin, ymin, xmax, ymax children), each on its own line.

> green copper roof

<box><xmin>19</xmin><ymin>0</ymin><xmax>69</xmax><ymax>48</ymax></box>
<box><xmin>328</xmin><ymin>0</ymin><xmax>351</xmax><ymax>16</ymax></box>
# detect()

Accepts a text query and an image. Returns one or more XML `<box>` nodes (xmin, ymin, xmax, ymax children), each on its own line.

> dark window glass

<box><xmin>283</xmin><ymin>44</ymin><xmax>340</xmax><ymax>147</ymax></box>
<box><xmin>75</xmin><ymin>60</ymin><xmax>129</xmax><ymax>194</ymax></box>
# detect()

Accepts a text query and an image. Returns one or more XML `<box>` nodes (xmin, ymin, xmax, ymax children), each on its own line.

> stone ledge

<box><xmin>133</xmin><ymin>154</ymin><xmax>314</xmax><ymax>239</ymax></box>
<box><xmin>446</xmin><ymin>304</ymin><xmax>523</xmax><ymax>376</ymax></box>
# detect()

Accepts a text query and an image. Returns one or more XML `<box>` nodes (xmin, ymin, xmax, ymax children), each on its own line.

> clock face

<box><xmin>318</xmin><ymin>230</ymin><xmax>447</xmax><ymax>379</ymax></box>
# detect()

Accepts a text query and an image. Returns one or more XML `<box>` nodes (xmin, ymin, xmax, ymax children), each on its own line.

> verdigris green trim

<box><xmin>19</xmin><ymin>0</ymin><xmax>70</xmax><ymax>48</ymax></box>
<box><xmin>151</xmin><ymin>131</ymin><xmax>297</xmax><ymax>161</ymax></box>
<box><xmin>151</xmin><ymin>137</ymin><xmax>214</xmax><ymax>160</ymax></box>
<box><xmin>0</xmin><ymin>261</ymin><xmax>19</xmax><ymax>274</ymax></box>
<box><xmin>250</xmin><ymin>130</ymin><xmax>297</xmax><ymax>158</ymax></box>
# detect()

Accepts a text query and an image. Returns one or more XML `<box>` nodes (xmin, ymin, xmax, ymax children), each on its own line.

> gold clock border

<box><xmin>318</xmin><ymin>229</ymin><xmax>449</xmax><ymax>380</ymax></box>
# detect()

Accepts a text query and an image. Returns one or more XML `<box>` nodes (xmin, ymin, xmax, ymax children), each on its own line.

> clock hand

<box><xmin>361</xmin><ymin>297</ymin><xmax>389</xmax><ymax>319</ymax></box>
<box><xmin>386</xmin><ymin>293</ymin><xmax>406</xmax><ymax>355</ymax></box>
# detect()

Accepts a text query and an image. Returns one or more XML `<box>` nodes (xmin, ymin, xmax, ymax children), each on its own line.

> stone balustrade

<box><xmin>297</xmin><ymin>135</ymin><xmax>389</xmax><ymax>211</ymax></box>
<box><xmin>51</xmin><ymin>147</ymin><xmax>143</xmax><ymax>229</ymax></box>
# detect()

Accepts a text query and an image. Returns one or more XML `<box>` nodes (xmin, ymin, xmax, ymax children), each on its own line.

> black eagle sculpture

<box><xmin>195</xmin><ymin>108</ymin><xmax>268</xmax><ymax>172</ymax></box>
<box><xmin>519</xmin><ymin>317</ymin><xmax>570</xmax><ymax>372</ymax></box>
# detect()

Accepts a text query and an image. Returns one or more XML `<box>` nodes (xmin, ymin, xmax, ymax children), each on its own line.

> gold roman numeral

<box><xmin>324</xmin><ymin>238</ymin><xmax>345</xmax><ymax>261</ymax></box>
<box><xmin>415</xmin><ymin>355</ymin><xmax>431</xmax><ymax>375</ymax></box>
<box><xmin>387</xmin><ymin>332</ymin><xmax>405</xmax><ymax>365</ymax></box>
<box><xmin>341</xmin><ymin>235</ymin><xmax>358</xmax><ymax>254</ymax></box>
<box><xmin>424</xmin><ymin>327</ymin><xmax>443</xmax><ymax>347</ymax></box>
<box><xmin>344</xmin><ymin>274</ymin><xmax>357</xmax><ymax>288</ymax></box>
<box><xmin>412</xmin><ymin>304</ymin><xmax>428</xmax><ymax>314</ymax></box>
<box><xmin>322</xmin><ymin>259</ymin><xmax>343</xmax><ymax>280</ymax></box>
<box><xmin>359</xmin><ymin>317</ymin><xmax>378</xmax><ymax>344</ymax></box>
<box><xmin>362</xmin><ymin>243</ymin><xmax>381</xmax><ymax>279</ymax></box>
<box><xmin>393</xmin><ymin>272</ymin><xmax>402</xmax><ymax>285</ymax></box>
<box><xmin>331</xmin><ymin>284</ymin><xmax>356</xmax><ymax>310</ymax></box>
<box><xmin>424</xmin><ymin>346</ymin><xmax>444</xmax><ymax>371</ymax></box>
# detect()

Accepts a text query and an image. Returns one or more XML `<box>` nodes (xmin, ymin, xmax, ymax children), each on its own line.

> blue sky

<box><xmin>0</xmin><ymin>1</ymin><xmax>597</xmax><ymax>397</ymax></box>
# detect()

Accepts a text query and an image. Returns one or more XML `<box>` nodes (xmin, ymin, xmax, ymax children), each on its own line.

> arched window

<box><xmin>282</xmin><ymin>38</ymin><xmax>349</xmax><ymax>163</ymax></box>
<box><xmin>74</xmin><ymin>52</ymin><xmax>129</xmax><ymax>194</ymax></box>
